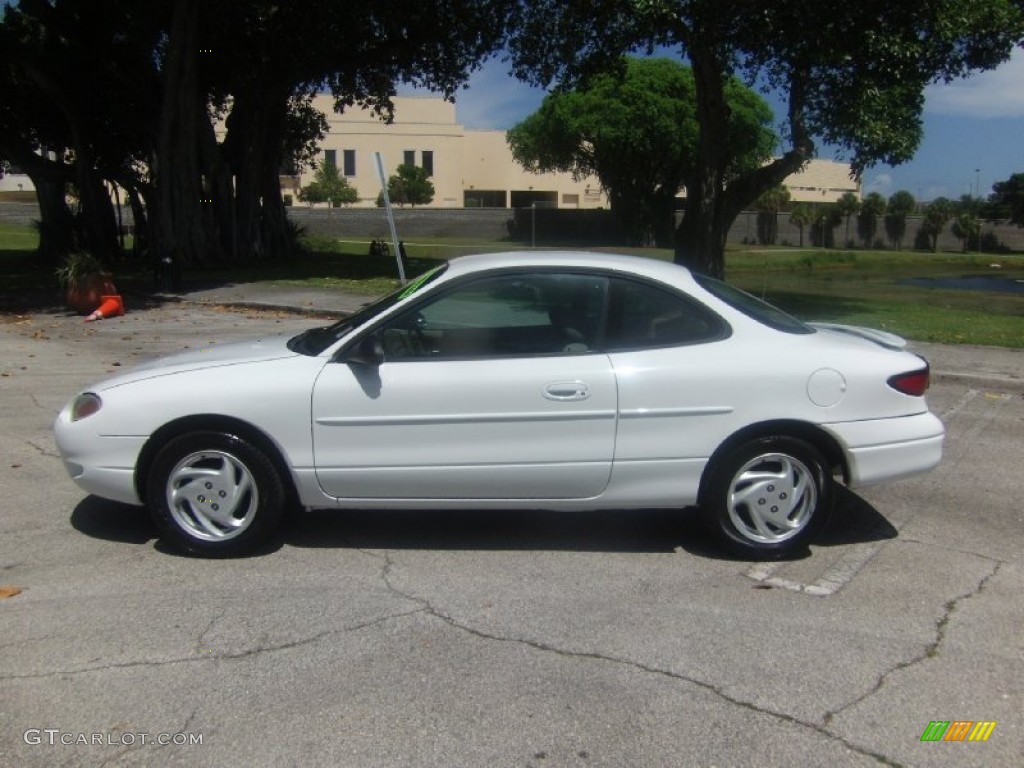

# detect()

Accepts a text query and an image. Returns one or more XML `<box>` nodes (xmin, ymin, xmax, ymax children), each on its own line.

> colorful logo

<box><xmin>920</xmin><ymin>721</ymin><xmax>996</xmax><ymax>742</ymax></box>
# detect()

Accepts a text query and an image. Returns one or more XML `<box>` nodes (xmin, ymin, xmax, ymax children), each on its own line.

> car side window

<box><xmin>378</xmin><ymin>272</ymin><xmax>607</xmax><ymax>360</ymax></box>
<box><xmin>603</xmin><ymin>278</ymin><xmax>726</xmax><ymax>351</ymax></box>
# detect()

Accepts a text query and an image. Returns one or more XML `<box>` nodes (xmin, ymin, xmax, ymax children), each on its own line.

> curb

<box><xmin>931</xmin><ymin>370</ymin><xmax>1024</xmax><ymax>394</ymax></box>
<box><xmin>185</xmin><ymin>299</ymin><xmax>350</xmax><ymax>319</ymax></box>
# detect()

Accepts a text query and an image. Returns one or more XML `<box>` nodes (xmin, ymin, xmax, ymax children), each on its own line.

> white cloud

<box><xmin>925</xmin><ymin>49</ymin><xmax>1024</xmax><ymax>118</ymax></box>
<box><xmin>396</xmin><ymin>58</ymin><xmax>547</xmax><ymax>130</ymax></box>
<box><xmin>864</xmin><ymin>173</ymin><xmax>893</xmax><ymax>195</ymax></box>
<box><xmin>453</xmin><ymin>60</ymin><xmax>547</xmax><ymax>130</ymax></box>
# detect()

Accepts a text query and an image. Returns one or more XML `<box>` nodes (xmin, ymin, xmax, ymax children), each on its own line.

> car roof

<box><xmin>443</xmin><ymin>250</ymin><xmax>698</xmax><ymax>286</ymax></box>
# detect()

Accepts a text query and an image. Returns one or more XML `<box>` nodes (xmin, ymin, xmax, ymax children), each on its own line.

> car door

<box><xmin>311</xmin><ymin>271</ymin><xmax>618</xmax><ymax>500</ymax></box>
<box><xmin>601</xmin><ymin>276</ymin><xmax>735</xmax><ymax>501</ymax></box>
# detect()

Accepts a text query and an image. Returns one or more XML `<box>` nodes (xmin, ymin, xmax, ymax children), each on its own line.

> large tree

<box><xmin>989</xmin><ymin>172</ymin><xmax>1024</xmax><ymax>225</ymax></box>
<box><xmin>2</xmin><ymin>1</ymin><xmax>513</xmax><ymax>268</ymax></box>
<box><xmin>507</xmin><ymin>57</ymin><xmax>775</xmax><ymax>247</ymax></box>
<box><xmin>508</xmin><ymin>0</ymin><xmax>1024</xmax><ymax>277</ymax></box>
<box><xmin>154</xmin><ymin>0</ymin><xmax>513</xmax><ymax>266</ymax></box>
<box><xmin>0</xmin><ymin>0</ymin><xmax>163</xmax><ymax>265</ymax></box>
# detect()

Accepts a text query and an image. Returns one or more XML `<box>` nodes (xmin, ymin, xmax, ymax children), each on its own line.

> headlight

<box><xmin>70</xmin><ymin>393</ymin><xmax>102</xmax><ymax>421</ymax></box>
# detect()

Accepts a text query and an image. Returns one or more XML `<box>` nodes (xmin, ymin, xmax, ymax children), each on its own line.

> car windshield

<box><xmin>287</xmin><ymin>264</ymin><xmax>448</xmax><ymax>355</ymax></box>
<box><xmin>694</xmin><ymin>274</ymin><xmax>814</xmax><ymax>335</ymax></box>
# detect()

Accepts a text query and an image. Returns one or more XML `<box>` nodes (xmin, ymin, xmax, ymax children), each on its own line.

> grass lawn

<box><xmin>0</xmin><ymin>222</ymin><xmax>39</xmax><ymax>250</ymax></box>
<box><xmin>725</xmin><ymin>247</ymin><xmax>1024</xmax><ymax>348</ymax></box>
<box><xmin>2</xmin><ymin>222</ymin><xmax>1022</xmax><ymax>348</ymax></box>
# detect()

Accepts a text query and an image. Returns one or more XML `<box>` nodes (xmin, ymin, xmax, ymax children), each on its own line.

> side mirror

<box><xmin>344</xmin><ymin>333</ymin><xmax>384</xmax><ymax>366</ymax></box>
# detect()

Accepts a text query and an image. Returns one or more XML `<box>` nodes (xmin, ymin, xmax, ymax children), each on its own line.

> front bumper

<box><xmin>824</xmin><ymin>411</ymin><xmax>945</xmax><ymax>488</ymax></box>
<box><xmin>54</xmin><ymin>410</ymin><xmax>146</xmax><ymax>506</ymax></box>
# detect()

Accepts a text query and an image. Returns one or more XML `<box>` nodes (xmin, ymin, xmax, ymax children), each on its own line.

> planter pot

<box><xmin>65</xmin><ymin>273</ymin><xmax>117</xmax><ymax>314</ymax></box>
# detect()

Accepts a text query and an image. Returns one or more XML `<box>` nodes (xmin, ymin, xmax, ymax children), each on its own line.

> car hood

<box><xmin>90</xmin><ymin>334</ymin><xmax>300</xmax><ymax>391</ymax></box>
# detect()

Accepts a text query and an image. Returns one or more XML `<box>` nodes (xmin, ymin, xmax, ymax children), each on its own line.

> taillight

<box><xmin>888</xmin><ymin>367</ymin><xmax>930</xmax><ymax>396</ymax></box>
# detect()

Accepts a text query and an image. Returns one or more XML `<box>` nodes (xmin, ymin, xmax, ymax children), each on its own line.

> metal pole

<box><xmin>974</xmin><ymin>169</ymin><xmax>981</xmax><ymax>254</ymax></box>
<box><xmin>374</xmin><ymin>152</ymin><xmax>407</xmax><ymax>283</ymax></box>
<box><xmin>531</xmin><ymin>202</ymin><xmax>536</xmax><ymax>249</ymax></box>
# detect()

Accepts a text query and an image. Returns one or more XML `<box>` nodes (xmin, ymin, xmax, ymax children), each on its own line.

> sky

<box><xmin>440</xmin><ymin>48</ymin><xmax>1024</xmax><ymax>204</ymax></box>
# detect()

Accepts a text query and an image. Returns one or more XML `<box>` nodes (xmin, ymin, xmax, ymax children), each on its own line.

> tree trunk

<box><xmin>0</xmin><ymin>139</ymin><xmax>74</xmax><ymax>265</ymax></box>
<box><xmin>72</xmin><ymin>151</ymin><xmax>120</xmax><ymax>262</ymax></box>
<box><xmin>34</xmin><ymin>175</ymin><xmax>74</xmax><ymax>267</ymax></box>
<box><xmin>672</xmin><ymin>44</ymin><xmax>731</xmax><ymax>278</ymax></box>
<box><xmin>152</xmin><ymin>0</ymin><xmax>221</xmax><ymax>268</ymax></box>
<box><xmin>674</xmin><ymin>51</ymin><xmax>815</xmax><ymax>278</ymax></box>
<box><xmin>223</xmin><ymin>85</ymin><xmax>295</xmax><ymax>262</ymax></box>
<box><xmin>14</xmin><ymin>59</ymin><xmax>123</xmax><ymax>264</ymax></box>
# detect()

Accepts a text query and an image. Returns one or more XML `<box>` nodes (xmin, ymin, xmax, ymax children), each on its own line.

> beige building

<box><xmin>292</xmin><ymin>94</ymin><xmax>606</xmax><ymax>209</ymax></box>
<box><xmin>3</xmin><ymin>94</ymin><xmax>858</xmax><ymax>206</ymax></box>
<box><xmin>297</xmin><ymin>94</ymin><xmax>859</xmax><ymax>210</ymax></box>
<box><xmin>784</xmin><ymin>157</ymin><xmax>861</xmax><ymax>202</ymax></box>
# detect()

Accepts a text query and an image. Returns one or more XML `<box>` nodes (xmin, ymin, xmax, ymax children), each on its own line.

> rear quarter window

<box><xmin>693</xmin><ymin>274</ymin><xmax>814</xmax><ymax>335</ymax></box>
<box><xmin>603</xmin><ymin>277</ymin><xmax>729</xmax><ymax>351</ymax></box>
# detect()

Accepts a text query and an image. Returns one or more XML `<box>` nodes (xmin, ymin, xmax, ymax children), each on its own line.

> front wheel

<box><xmin>147</xmin><ymin>431</ymin><xmax>285</xmax><ymax>557</ymax></box>
<box><xmin>701</xmin><ymin>437</ymin><xmax>833</xmax><ymax>558</ymax></box>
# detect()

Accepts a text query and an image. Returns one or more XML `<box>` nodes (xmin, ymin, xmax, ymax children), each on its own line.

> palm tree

<box><xmin>835</xmin><ymin>192</ymin><xmax>861</xmax><ymax>247</ymax></box>
<box><xmin>921</xmin><ymin>197</ymin><xmax>953</xmax><ymax>252</ymax></box>
<box><xmin>789</xmin><ymin>204</ymin><xmax>814</xmax><ymax>248</ymax></box>
<box><xmin>755</xmin><ymin>185</ymin><xmax>791</xmax><ymax>245</ymax></box>
<box><xmin>857</xmin><ymin>192</ymin><xmax>887</xmax><ymax>248</ymax></box>
<box><xmin>885</xmin><ymin>190</ymin><xmax>916</xmax><ymax>250</ymax></box>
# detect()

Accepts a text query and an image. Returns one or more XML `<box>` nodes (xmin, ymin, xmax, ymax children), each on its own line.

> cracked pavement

<box><xmin>1</xmin><ymin>303</ymin><xmax>1021</xmax><ymax>767</ymax></box>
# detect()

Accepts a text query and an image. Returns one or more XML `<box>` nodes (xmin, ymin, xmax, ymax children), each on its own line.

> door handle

<box><xmin>543</xmin><ymin>381</ymin><xmax>590</xmax><ymax>401</ymax></box>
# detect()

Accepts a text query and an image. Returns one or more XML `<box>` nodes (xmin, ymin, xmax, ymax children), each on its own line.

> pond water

<box><xmin>901</xmin><ymin>275</ymin><xmax>1024</xmax><ymax>294</ymax></box>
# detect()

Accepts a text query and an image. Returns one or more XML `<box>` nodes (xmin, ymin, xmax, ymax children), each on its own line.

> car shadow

<box><xmin>70</xmin><ymin>496</ymin><xmax>157</xmax><ymax>545</ymax></box>
<box><xmin>285</xmin><ymin>506</ymin><xmax>708</xmax><ymax>555</ymax></box>
<box><xmin>69</xmin><ymin>496</ymin><xmax>286</xmax><ymax>558</ymax></box>
<box><xmin>816</xmin><ymin>486</ymin><xmax>899</xmax><ymax>547</ymax></box>
<box><xmin>70</xmin><ymin>485</ymin><xmax>898</xmax><ymax>561</ymax></box>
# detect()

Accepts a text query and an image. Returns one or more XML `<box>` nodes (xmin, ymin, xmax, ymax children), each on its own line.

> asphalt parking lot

<box><xmin>1</xmin><ymin>299</ymin><xmax>1021</xmax><ymax>767</ymax></box>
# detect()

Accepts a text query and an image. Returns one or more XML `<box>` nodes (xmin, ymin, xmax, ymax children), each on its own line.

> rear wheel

<box><xmin>701</xmin><ymin>436</ymin><xmax>832</xmax><ymax>558</ymax></box>
<box><xmin>147</xmin><ymin>431</ymin><xmax>285</xmax><ymax>557</ymax></box>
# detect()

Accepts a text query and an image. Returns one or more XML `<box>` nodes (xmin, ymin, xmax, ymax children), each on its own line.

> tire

<box><xmin>147</xmin><ymin>431</ymin><xmax>285</xmax><ymax>557</ymax></box>
<box><xmin>701</xmin><ymin>436</ymin><xmax>833</xmax><ymax>559</ymax></box>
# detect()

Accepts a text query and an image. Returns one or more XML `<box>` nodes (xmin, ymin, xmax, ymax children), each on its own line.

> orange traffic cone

<box><xmin>85</xmin><ymin>295</ymin><xmax>125</xmax><ymax>322</ymax></box>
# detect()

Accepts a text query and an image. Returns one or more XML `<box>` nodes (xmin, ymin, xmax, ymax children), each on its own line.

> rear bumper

<box><xmin>823</xmin><ymin>411</ymin><xmax>945</xmax><ymax>487</ymax></box>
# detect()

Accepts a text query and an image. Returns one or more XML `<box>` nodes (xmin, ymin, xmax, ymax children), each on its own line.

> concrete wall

<box><xmin>291</xmin><ymin>206</ymin><xmax>1024</xmax><ymax>253</ymax></box>
<box><xmin>4</xmin><ymin>201</ymin><xmax>1023</xmax><ymax>252</ymax></box>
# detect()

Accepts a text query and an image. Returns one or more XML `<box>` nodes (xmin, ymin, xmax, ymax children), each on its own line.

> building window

<box><xmin>403</xmin><ymin>150</ymin><xmax>415</xmax><ymax>167</ymax></box>
<box><xmin>422</xmin><ymin>151</ymin><xmax>434</xmax><ymax>177</ymax></box>
<box><xmin>463</xmin><ymin>190</ymin><xmax>507</xmax><ymax>208</ymax></box>
<box><xmin>323</xmin><ymin>149</ymin><xmax>337</xmax><ymax>167</ymax></box>
<box><xmin>343</xmin><ymin>149</ymin><xmax>356</xmax><ymax>177</ymax></box>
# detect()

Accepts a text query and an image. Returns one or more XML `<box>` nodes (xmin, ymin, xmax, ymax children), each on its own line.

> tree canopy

<box><xmin>385</xmin><ymin>164</ymin><xmax>435</xmax><ymax>207</ymax></box>
<box><xmin>298</xmin><ymin>161</ymin><xmax>359</xmax><ymax>207</ymax></box>
<box><xmin>989</xmin><ymin>172</ymin><xmax>1024</xmax><ymax>225</ymax></box>
<box><xmin>507</xmin><ymin>57</ymin><xmax>775</xmax><ymax>247</ymax></box>
<box><xmin>1</xmin><ymin>0</ymin><xmax>513</xmax><ymax>267</ymax></box>
<box><xmin>507</xmin><ymin>0</ymin><xmax>1024</xmax><ymax>277</ymax></box>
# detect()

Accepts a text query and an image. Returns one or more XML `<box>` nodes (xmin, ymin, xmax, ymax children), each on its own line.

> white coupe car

<box><xmin>55</xmin><ymin>251</ymin><xmax>944</xmax><ymax>558</ymax></box>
